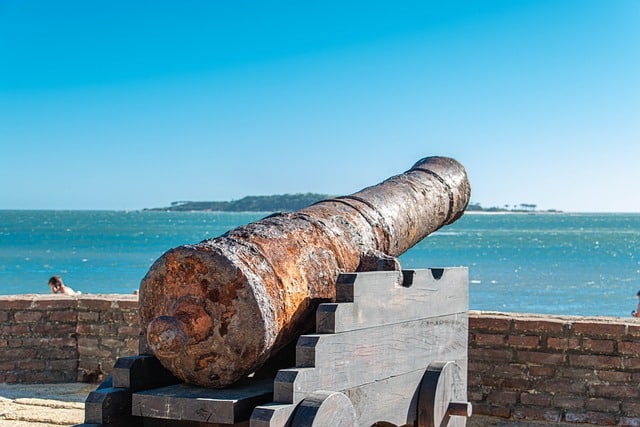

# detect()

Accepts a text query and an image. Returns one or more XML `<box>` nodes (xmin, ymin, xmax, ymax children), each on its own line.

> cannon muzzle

<box><xmin>140</xmin><ymin>156</ymin><xmax>471</xmax><ymax>387</ymax></box>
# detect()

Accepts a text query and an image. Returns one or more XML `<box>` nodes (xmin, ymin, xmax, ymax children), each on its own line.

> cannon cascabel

<box><xmin>139</xmin><ymin>156</ymin><xmax>471</xmax><ymax>387</ymax></box>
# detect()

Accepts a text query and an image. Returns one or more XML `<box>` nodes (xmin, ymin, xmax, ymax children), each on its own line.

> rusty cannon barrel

<box><xmin>140</xmin><ymin>156</ymin><xmax>471</xmax><ymax>388</ymax></box>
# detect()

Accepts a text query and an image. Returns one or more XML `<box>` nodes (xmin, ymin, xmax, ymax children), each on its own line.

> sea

<box><xmin>1</xmin><ymin>210</ymin><xmax>639</xmax><ymax>318</ymax></box>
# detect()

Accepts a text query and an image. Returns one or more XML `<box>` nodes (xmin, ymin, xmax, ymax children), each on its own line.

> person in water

<box><xmin>632</xmin><ymin>290</ymin><xmax>640</xmax><ymax>317</ymax></box>
<box><xmin>48</xmin><ymin>275</ymin><xmax>81</xmax><ymax>295</ymax></box>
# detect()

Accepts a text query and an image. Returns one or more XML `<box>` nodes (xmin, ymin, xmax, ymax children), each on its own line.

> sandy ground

<box><xmin>0</xmin><ymin>382</ymin><xmax>95</xmax><ymax>427</ymax></box>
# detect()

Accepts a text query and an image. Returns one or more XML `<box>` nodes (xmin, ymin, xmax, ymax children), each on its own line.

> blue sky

<box><xmin>1</xmin><ymin>1</ymin><xmax>639</xmax><ymax>212</ymax></box>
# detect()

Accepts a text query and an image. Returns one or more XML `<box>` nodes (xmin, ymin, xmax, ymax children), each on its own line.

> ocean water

<box><xmin>1</xmin><ymin>210</ymin><xmax>639</xmax><ymax>317</ymax></box>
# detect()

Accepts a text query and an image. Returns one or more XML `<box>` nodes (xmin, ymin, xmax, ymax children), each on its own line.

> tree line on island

<box><xmin>146</xmin><ymin>194</ymin><xmax>557</xmax><ymax>213</ymax></box>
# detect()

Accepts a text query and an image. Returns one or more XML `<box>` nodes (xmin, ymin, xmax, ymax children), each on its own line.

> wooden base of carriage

<box><xmin>76</xmin><ymin>268</ymin><xmax>471</xmax><ymax>427</ymax></box>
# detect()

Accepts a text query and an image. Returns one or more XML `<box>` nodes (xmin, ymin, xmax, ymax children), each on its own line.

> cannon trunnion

<box><xmin>77</xmin><ymin>268</ymin><xmax>471</xmax><ymax>427</ymax></box>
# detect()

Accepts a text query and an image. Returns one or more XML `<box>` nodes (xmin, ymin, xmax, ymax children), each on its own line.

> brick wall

<box><xmin>3</xmin><ymin>296</ymin><xmax>640</xmax><ymax>426</ymax></box>
<box><xmin>469</xmin><ymin>311</ymin><xmax>640</xmax><ymax>426</ymax></box>
<box><xmin>0</xmin><ymin>294</ymin><xmax>140</xmax><ymax>383</ymax></box>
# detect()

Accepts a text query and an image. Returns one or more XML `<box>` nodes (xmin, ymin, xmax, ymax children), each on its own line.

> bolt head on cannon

<box><xmin>139</xmin><ymin>156</ymin><xmax>471</xmax><ymax>388</ymax></box>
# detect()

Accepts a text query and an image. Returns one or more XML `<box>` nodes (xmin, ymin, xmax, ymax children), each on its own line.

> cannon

<box><xmin>78</xmin><ymin>155</ymin><xmax>473</xmax><ymax>426</ymax></box>
<box><xmin>139</xmin><ymin>156</ymin><xmax>471</xmax><ymax>388</ymax></box>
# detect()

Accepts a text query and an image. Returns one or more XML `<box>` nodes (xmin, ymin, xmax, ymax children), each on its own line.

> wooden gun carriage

<box><xmin>77</xmin><ymin>268</ymin><xmax>471</xmax><ymax>427</ymax></box>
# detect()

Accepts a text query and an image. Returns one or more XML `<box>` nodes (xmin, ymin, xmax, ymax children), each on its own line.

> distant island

<box><xmin>146</xmin><ymin>194</ymin><xmax>559</xmax><ymax>213</ymax></box>
<box><xmin>145</xmin><ymin>193</ymin><xmax>333</xmax><ymax>212</ymax></box>
<box><xmin>467</xmin><ymin>202</ymin><xmax>561</xmax><ymax>213</ymax></box>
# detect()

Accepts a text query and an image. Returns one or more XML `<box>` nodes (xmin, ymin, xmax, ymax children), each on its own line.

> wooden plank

<box><xmin>249</xmin><ymin>403</ymin><xmax>297</xmax><ymax>427</ymax></box>
<box><xmin>317</xmin><ymin>268</ymin><xmax>468</xmax><ymax>333</ymax></box>
<box><xmin>132</xmin><ymin>378</ymin><xmax>273</xmax><ymax>424</ymax></box>
<box><xmin>275</xmin><ymin>312</ymin><xmax>468</xmax><ymax>404</ymax></box>
<box><xmin>344</xmin><ymin>361</ymin><xmax>468</xmax><ymax>427</ymax></box>
<box><xmin>84</xmin><ymin>385</ymin><xmax>138</xmax><ymax>425</ymax></box>
<box><xmin>290</xmin><ymin>391</ymin><xmax>356</xmax><ymax>426</ymax></box>
<box><xmin>112</xmin><ymin>355</ymin><xmax>181</xmax><ymax>390</ymax></box>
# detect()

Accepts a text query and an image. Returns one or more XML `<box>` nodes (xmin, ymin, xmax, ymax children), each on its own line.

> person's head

<box><xmin>48</xmin><ymin>276</ymin><xmax>64</xmax><ymax>293</ymax></box>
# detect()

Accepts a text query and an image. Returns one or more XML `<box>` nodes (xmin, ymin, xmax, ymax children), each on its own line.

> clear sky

<box><xmin>1</xmin><ymin>1</ymin><xmax>639</xmax><ymax>212</ymax></box>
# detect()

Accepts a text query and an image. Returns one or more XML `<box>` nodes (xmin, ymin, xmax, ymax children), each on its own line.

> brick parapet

<box><xmin>2</xmin><ymin>297</ymin><xmax>640</xmax><ymax>426</ymax></box>
<box><xmin>469</xmin><ymin>310</ymin><xmax>640</xmax><ymax>426</ymax></box>
<box><xmin>0</xmin><ymin>294</ymin><xmax>140</xmax><ymax>384</ymax></box>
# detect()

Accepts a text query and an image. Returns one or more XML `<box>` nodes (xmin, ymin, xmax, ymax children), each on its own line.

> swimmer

<box><xmin>632</xmin><ymin>290</ymin><xmax>640</xmax><ymax>318</ymax></box>
<box><xmin>48</xmin><ymin>275</ymin><xmax>81</xmax><ymax>295</ymax></box>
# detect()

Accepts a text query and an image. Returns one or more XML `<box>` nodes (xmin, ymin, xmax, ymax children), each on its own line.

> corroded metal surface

<box><xmin>139</xmin><ymin>156</ymin><xmax>471</xmax><ymax>388</ymax></box>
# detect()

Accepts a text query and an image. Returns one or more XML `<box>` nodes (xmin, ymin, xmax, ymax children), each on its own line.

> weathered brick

<box><xmin>6</xmin><ymin>324</ymin><xmax>30</xmax><ymax>335</ymax></box>
<box><xmin>558</xmin><ymin>367</ymin><xmax>597</xmax><ymax>380</ymax></box>
<box><xmin>547</xmin><ymin>336</ymin><xmax>579</xmax><ymax>351</ymax></box>
<box><xmin>101</xmin><ymin>338</ymin><xmax>124</xmax><ymax>349</ymax></box>
<box><xmin>619</xmin><ymin>416</ymin><xmax>640</xmax><ymax>427</ymax></box>
<box><xmin>122</xmin><ymin>311</ymin><xmax>140</xmax><ymax>323</ymax></box>
<box><xmin>123</xmin><ymin>338</ymin><xmax>139</xmax><ymax>354</ymax></box>
<box><xmin>78</xmin><ymin>311</ymin><xmax>100</xmax><ymax>322</ymax></box>
<box><xmin>472</xmin><ymin>402</ymin><xmax>511</xmax><ymax>418</ymax></box>
<box><xmin>512</xmin><ymin>407</ymin><xmax>562</xmax><ymax>423</ymax></box>
<box><xmin>100</xmin><ymin>311</ymin><xmax>121</xmax><ymax>322</ymax></box>
<box><xmin>42</xmin><ymin>347</ymin><xmax>77</xmax><ymax>359</ymax></box>
<box><xmin>553</xmin><ymin>394</ymin><xmax>584</xmax><ymax>410</ymax></box>
<box><xmin>2</xmin><ymin>348</ymin><xmax>37</xmax><ymax>359</ymax></box>
<box><xmin>513</xmin><ymin>318</ymin><xmax>565</xmax><ymax>334</ymax></box>
<box><xmin>569</xmin><ymin>354</ymin><xmax>623</xmax><ymax>369</ymax></box>
<box><xmin>31</xmin><ymin>298</ymin><xmax>76</xmax><ymax>310</ymax></box>
<box><xmin>538</xmin><ymin>379</ymin><xmax>587</xmax><ymax>394</ymax></box>
<box><xmin>574</xmin><ymin>321</ymin><xmax>626</xmax><ymax>337</ymax></box>
<box><xmin>117</xmin><ymin>325</ymin><xmax>141</xmax><ymax>336</ymax></box>
<box><xmin>520</xmin><ymin>391</ymin><xmax>552</xmax><ymax>406</ymax></box>
<box><xmin>49</xmin><ymin>359</ymin><xmax>78</xmax><ymax>371</ymax></box>
<box><xmin>0</xmin><ymin>372</ymin><xmax>19</xmax><ymax>382</ymax></box>
<box><xmin>469</xmin><ymin>314</ymin><xmax>511</xmax><ymax>332</ymax></box>
<box><xmin>589</xmin><ymin>384</ymin><xmax>640</xmax><ymax>399</ymax></box>
<box><xmin>528</xmin><ymin>365</ymin><xmax>555</xmax><ymax>377</ymax></box>
<box><xmin>619</xmin><ymin>341</ymin><xmax>640</xmax><ymax>356</ymax></box>
<box><xmin>624</xmin><ymin>357</ymin><xmax>640</xmax><ymax>370</ymax></box>
<box><xmin>77</xmin><ymin>323</ymin><xmax>111</xmax><ymax>335</ymax></box>
<box><xmin>582</xmin><ymin>338</ymin><xmax>615</xmax><ymax>354</ymax></box>
<box><xmin>627</xmin><ymin>323</ymin><xmax>640</xmax><ymax>338</ymax></box>
<box><xmin>48</xmin><ymin>310</ymin><xmax>77</xmax><ymax>323</ymax></box>
<box><xmin>500</xmin><ymin>377</ymin><xmax>533</xmax><ymax>390</ymax></box>
<box><xmin>623</xmin><ymin>401</ymin><xmax>640</xmax><ymax>416</ymax></box>
<box><xmin>17</xmin><ymin>360</ymin><xmax>46</xmax><ymax>370</ymax></box>
<box><xmin>0</xmin><ymin>298</ymin><xmax>34</xmax><ymax>309</ymax></box>
<box><xmin>517</xmin><ymin>350</ymin><xmax>565</xmax><ymax>365</ymax></box>
<box><xmin>34</xmin><ymin>323</ymin><xmax>76</xmax><ymax>335</ymax></box>
<box><xmin>586</xmin><ymin>398</ymin><xmax>621</xmax><ymax>413</ymax></box>
<box><xmin>77</xmin><ymin>337</ymin><xmax>99</xmax><ymax>348</ymax></box>
<box><xmin>475</xmin><ymin>332</ymin><xmax>506</xmax><ymax>346</ymax></box>
<box><xmin>6</xmin><ymin>338</ymin><xmax>24</xmax><ymax>348</ymax></box>
<box><xmin>468</xmin><ymin>347</ymin><xmax>513</xmax><ymax>362</ymax></box>
<box><xmin>77</xmin><ymin>298</ymin><xmax>114</xmax><ymax>310</ymax></box>
<box><xmin>486</xmin><ymin>390</ymin><xmax>517</xmax><ymax>405</ymax></box>
<box><xmin>596</xmin><ymin>370</ymin><xmax>631</xmax><ymax>382</ymax></box>
<box><xmin>78</xmin><ymin>344</ymin><xmax>111</xmax><ymax>358</ymax></box>
<box><xmin>0</xmin><ymin>361</ymin><xmax>17</xmax><ymax>370</ymax></box>
<box><xmin>14</xmin><ymin>311</ymin><xmax>43</xmax><ymax>323</ymax></box>
<box><xmin>564</xmin><ymin>411</ymin><xmax>616</xmax><ymax>425</ymax></box>
<box><xmin>118</xmin><ymin>299</ymin><xmax>139</xmax><ymax>309</ymax></box>
<box><xmin>468</xmin><ymin>389</ymin><xmax>483</xmax><ymax>402</ymax></box>
<box><xmin>508</xmin><ymin>335</ymin><xmax>540</xmax><ymax>348</ymax></box>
